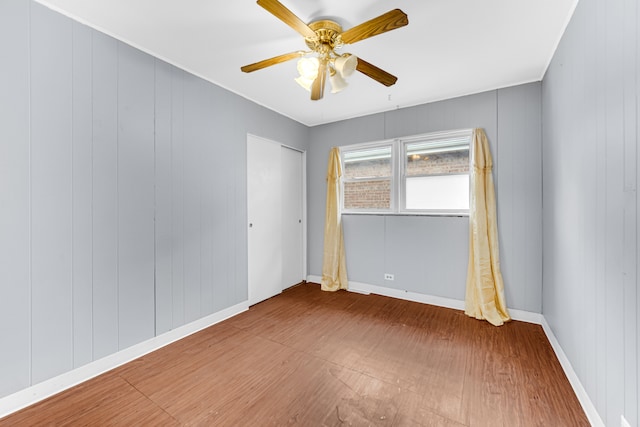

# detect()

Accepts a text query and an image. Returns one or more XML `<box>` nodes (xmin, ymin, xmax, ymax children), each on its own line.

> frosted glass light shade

<box><xmin>329</xmin><ymin>73</ymin><xmax>348</xmax><ymax>93</ymax></box>
<box><xmin>295</xmin><ymin>76</ymin><xmax>314</xmax><ymax>91</ymax></box>
<box><xmin>297</xmin><ymin>57</ymin><xmax>319</xmax><ymax>80</ymax></box>
<box><xmin>334</xmin><ymin>54</ymin><xmax>357</xmax><ymax>78</ymax></box>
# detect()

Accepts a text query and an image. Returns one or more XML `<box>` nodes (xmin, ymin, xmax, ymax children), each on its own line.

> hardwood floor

<box><xmin>1</xmin><ymin>283</ymin><xmax>589</xmax><ymax>426</ymax></box>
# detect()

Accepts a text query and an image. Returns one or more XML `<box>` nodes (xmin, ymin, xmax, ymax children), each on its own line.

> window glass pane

<box><xmin>406</xmin><ymin>141</ymin><xmax>469</xmax><ymax>177</ymax></box>
<box><xmin>343</xmin><ymin>180</ymin><xmax>391</xmax><ymax>209</ymax></box>
<box><xmin>406</xmin><ymin>174</ymin><xmax>469</xmax><ymax>210</ymax></box>
<box><xmin>343</xmin><ymin>146</ymin><xmax>392</xmax><ymax>179</ymax></box>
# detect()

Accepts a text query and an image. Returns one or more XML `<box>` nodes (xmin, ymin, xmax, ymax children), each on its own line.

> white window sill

<box><xmin>341</xmin><ymin>211</ymin><xmax>469</xmax><ymax>218</ymax></box>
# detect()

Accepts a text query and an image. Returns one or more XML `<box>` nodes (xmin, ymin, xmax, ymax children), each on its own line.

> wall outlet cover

<box><xmin>384</xmin><ymin>273</ymin><xmax>394</xmax><ymax>281</ymax></box>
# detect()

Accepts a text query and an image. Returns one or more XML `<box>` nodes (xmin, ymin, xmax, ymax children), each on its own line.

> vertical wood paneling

<box><xmin>593</xmin><ymin>0</ymin><xmax>609</xmax><ymax>414</ymax></box>
<box><xmin>496</xmin><ymin>85</ymin><xmax>542</xmax><ymax>314</ymax></box>
<box><xmin>170</xmin><ymin>69</ymin><xmax>186</xmax><ymax>329</ymax></box>
<box><xmin>210</xmin><ymin>89</ymin><xmax>233</xmax><ymax>312</ymax></box>
<box><xmin>341</xmin><ymin>215</ymin><xmax>386</xmax><ymax>287</ymax></box>
<box><xmin>496</xmin><ymin>90</ymin><xmax>517</xmax><ymax>314</ymax></box>
<box><xmin>573</xmin><ymin>0</ymin><xmax>598</xmax><ymax>398</ymax></box>
<box><xmin>154</xmin><ymin>60</ymin><xmax>173</xmax><ymax>335</ymax></box>
<box><xmin>199</xmin><ymin>83</ymin><xmax>214</xmax><ymax>313</ymax></box>
<box><xmin>636</xmin><ymin>2</ymin><xmax>640</xmax><ymax>424</ymax></box>
<box><xmin>0</xmin><ymin>0</ymin><xmax>31</xmax><ymax>397</ymax></box>
<box><xmin>182</xmin><ymin>74</ymin><xmax>203</xmax><ymax>323</ymax></box>
<box><xmin>581</xmin><ymin>2</ymin><xmax>595</xmax><ymax>385</ymax></box>
<box><xmin>384</xmin><ymin>216</ymin><xmax>468</xmax><ymax>300</ymax></box>
<box><xmin>383</xmin><ymin>91</ymin><xmax>497</xmax><ymax>143</ymax></box>
<box><xmin>29</xmin><ymin>3</ymin><xmax>73</xmax><ymax>383</ymax></box>
<box><xmin>91</xmin><ymin>32</ymin><xmax>119</xmax><ymax>359</ymax></box>
<box><xmin>542</xmin><ymin>0</ymin><xmax>639</xmax><ymax>424</ymax></box>
<box><xmin>622</xmin><ymin>0</ymin><xmax>639</xmax><ymax>423</ymax></box>
<box><xmin>544</xmin><ymin>28</ymin><xmax>601</xmax><ymax>409</ymax></box>
<box><xmin>233</xmin><ymin>97</ymin><xmax>250</xmax><ymax>305</ymax></box>
<box><xmin>117</xmin><ymin>43</ymin><xmax>156</xmax><ymax>349</ymax></box>
<box><xmin>71</xmin><ymin>22</ymin><xmax>94</xmax><ymax>368</ymax></box>
<box><xmin>604</xmin><ymin>1</ymin><xmax>626</xmax><ymax>423</ymax></box>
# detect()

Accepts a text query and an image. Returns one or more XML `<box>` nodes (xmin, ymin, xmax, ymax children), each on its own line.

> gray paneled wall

<box><xmin>92</xmin><ymin>31</ymin><xmax>119</xmax><ymax>361</ymax></box>
<box><xmin>0</xmin><ymin>0</ymin><xmax>31</xmax><ymax>399</ymax></box>
<box><xmin>496</xmin><ymin>85</ymin><xmax>543</xmax><ymax>313</ymax></box>
<box><xmin>30</xmin><ymin>1</ymin><xmax>74</xmax><ymax>384</ymax></box>
<box><xmin>0</xmin><ymin>0</ymin><xmax>308</xmax><ymax>399</ymax></box>
<box><xmin>542</xmin><ymin>0</ymin><xmax>639</xmax><ymax>424</ymax></box>
<box><xmin>72</xmin><ymin>21</ymin><xmax>94</xmax><ymax>369</ymax></box>
<box><xmin>308</xmin><ymin>84</ymin><xmax>542</xmax><ymax>312</ymax></box>
<box><xmin>117</xmin><ymin>43</ymin><xmax>156</xmax><ymax>350</ymax></box>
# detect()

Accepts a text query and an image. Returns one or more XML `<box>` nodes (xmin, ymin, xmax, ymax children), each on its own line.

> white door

<box><xmin>247</xmin><ymin>136</ymin><xmax>282</xmax><ymax>305</ymax></box>
<box><xmin>281</xmin><ymin>146</ymin><xmax>304</xmax><ymax>289</ymax></box>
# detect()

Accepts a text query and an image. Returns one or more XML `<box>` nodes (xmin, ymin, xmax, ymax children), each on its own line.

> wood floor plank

<box><xmin>0</xmin><ymin>283</ymin><xmax>589</xmax><ymax>426</ymax></box>
<box><xmin>2</xmin><ymin>373</ymin><xmax>179</xmax><ymax>426</ymax></box>
<box><xmin>129</xmin><ymin>332</ymin><xmax>306</xmax><ymax>424</ymax></box>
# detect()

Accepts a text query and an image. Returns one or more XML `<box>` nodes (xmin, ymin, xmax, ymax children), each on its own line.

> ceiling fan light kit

<box><xmin>241</xmin><ymin>0</ymin><xmax>408</xmax><ymax>101</ymax></box>
<box><xmin>329</xmin><ymin>72</ymin><xmax>348</xmax><ymax>94</ymax></box>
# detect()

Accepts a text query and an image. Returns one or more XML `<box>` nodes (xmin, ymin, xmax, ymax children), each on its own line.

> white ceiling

<box><xmin>36</xmin><ymin>0</ymin><xmax>578</xmax><ymax>126</ymax></box>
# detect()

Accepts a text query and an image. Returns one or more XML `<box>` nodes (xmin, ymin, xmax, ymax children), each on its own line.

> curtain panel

<box><xmin>465</xmin><ymin>128</ymin><xmax>510</xmax><ymax>326</ymax></box>
<box><xmin>321</xmin><ymin>147</ymin><xmax>348</xmax><ymax>291</ymax></box>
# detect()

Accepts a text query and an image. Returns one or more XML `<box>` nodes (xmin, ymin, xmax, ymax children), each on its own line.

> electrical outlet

<box><xmin>384</xmin><ymin>273</ymin><xmax>394</xmax><ymax>281</ymax></box>
<box><xmin>621</xmin><ymin>415</ymin><xmax>631</xmax><ymax>427</ymax></box>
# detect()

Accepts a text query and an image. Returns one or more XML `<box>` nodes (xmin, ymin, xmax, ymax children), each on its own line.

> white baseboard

<box><xmin>307</xmin><ymin>275</ymin><xmax>541</xmax><ymax>324</ymax></box>
<box><xmin>307</xmin><ymin>275</ymin><xmax>601</xmax><ymax>425</ymax></box>
<box><xmin>348</xmin><ymin>280</ymin><xmax>466</xmax><ymax>311</ymax></box>
<box><xmin>540</xmin><ymin>317</ymin><xmax>604</xmax><ymax>427</ymax></box>
<box><xmin>306</xmin><ymin>275</ymin><xmax>322</xmax><ymax>286</ymax></box>
<box><xmin>0</xmin><ymin>300</ymin><xmax>249</xmax><ymax>419</ymax></box>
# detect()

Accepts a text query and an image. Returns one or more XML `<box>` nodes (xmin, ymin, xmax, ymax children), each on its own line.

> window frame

<box><xmin>340</xmin><ymin>129</ymin><xmax>472</xmax><ymax>216</ymax></box>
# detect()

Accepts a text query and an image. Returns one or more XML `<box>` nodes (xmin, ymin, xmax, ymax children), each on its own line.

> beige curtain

<box><xmin>321</xmin><ymin>147</ymin><xmax>348</xmax><ymax>291</ymax></box>
<box><xmin>465</xmin><ymin>129</ymin><xmax>510</xmax><ymax>326</ymax></box>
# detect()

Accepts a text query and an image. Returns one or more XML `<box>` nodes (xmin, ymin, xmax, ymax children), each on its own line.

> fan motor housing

<box><xmin>305</xmin><ymin>20</ymin><xmax>343</xmax><ymax>52</ymax></box>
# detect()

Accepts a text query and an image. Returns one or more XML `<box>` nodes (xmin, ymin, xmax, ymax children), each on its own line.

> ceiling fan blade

<box><xmin>356</xmin><ymin>58</ymin><xmax>398</xmax><ymax>87</ymax></box>
<box><xmin>241</xmin><ymin>51</ymin><xmax>303</xmax><ymax>73</ymax></box>
<box><xmin>340</xmin><ymin>9</ymin><xmax>408</xmax><ymax>44</ymax></box>
<box><xmin>257</xmin><ymin>0</ymin><xmax>316</xmax><ymax>38</ymax></box>
<box><xmin>310</xmin><ymin>60</ymin><xmax>327</xmax><ymax>100</ymax></box>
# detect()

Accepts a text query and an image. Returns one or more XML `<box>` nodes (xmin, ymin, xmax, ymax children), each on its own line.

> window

<box><xmin>342</xmin><ymin>144</ymin><xmax>393</xmax><ymax>212</ymax></box>
<box><xmin>401</xmin><ymin>131</ymin><xmax>470</xmax><ymax>213</ymax></box>
<box><xmin>340</xmin><ymin>129</ymin><xmax>472</xmax><ymax>215</ymax></box>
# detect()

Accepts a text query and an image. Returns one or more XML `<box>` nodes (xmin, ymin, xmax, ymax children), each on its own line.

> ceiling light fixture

<box><xmin>240</xmin><ymin>0</ymin><xmax>408</xmax><ymax>101</ymax></box>
<box><xmin>291</xmin><ymin>20</ymin><xmax>352</xmax><ymax>98</ymax></box>
<box><xmin>295</xmin><ymin>51</ymin><xmax>357</xmax><ymax>94</ymax></box>
<box><xmin>291</xmin><ymin>21</ymin><xmax>360</xmax><ymax>96</ymax></box>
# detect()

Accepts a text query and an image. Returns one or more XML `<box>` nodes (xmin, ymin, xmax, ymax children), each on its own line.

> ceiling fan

<box><xmin>240</xmin><ymin>0</ymin><xmax>409</xmax><ymax>101</ymax></box>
